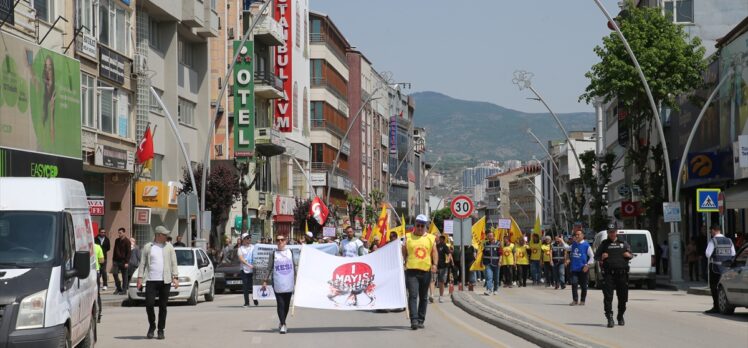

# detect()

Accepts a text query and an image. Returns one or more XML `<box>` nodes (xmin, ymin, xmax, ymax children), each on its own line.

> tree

<box><xmin>364</xmin><ymin>190</ymin><xmax>385</xmax><ymax>225</ymax></box>
<box><xmin>580</xmin><ymin>2</ymin><xmax>706</xmax><ymax>233</ymax></box>
<box><xmin>579</xmin><ymin>150</ymin><xmax>616</xmax><ymax>232</ymax></box>
<box><xmin>432</xmin><ymin>207</ymin><xmax>452</xmax><ymax>232</ymax></box>
<box><xmin>346</xmin><ymin>193</ymin><xmax>363</xmax><ymax>228</ymax></box>
<box><xmin>181</xmin><ymin>164</ymin><xmax>240</xmax><ymax>247</ymax></box>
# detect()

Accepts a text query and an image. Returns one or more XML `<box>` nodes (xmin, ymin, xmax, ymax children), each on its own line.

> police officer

<box><xmin>704</xmin><ymin>224</ymin><xmax>736</xmax><ymax>314</ymax></box>
<box><xmin>482</xmin><ymin>231</ymin><xmax>501</xmax><ymax>295</ymax></box>
<box><xmin>594</xmin><ymin>223</ymin><xmax>632</xmax><ymax>328</ymax></box>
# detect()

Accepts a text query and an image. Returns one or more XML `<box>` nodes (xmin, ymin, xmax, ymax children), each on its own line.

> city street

<box><xmin>472</xmin><ymin>284</ymin><xmax>748</xmax><ymax>347</ymax></box>
<box><xmin>96</xmin><ymin>294</ymin><xmax>536</xmax><ymax>347</ymax></box>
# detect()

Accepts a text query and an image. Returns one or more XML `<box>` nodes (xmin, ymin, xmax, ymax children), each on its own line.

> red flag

<box><xmin>310</xmin><ymin>197</ymin><xmax>329</xmax><ymax>225</ymax></box>
<box><xmin>136</xmin><ymin>126</ymin><xmax>154</xmax><ymax>164</ymax></box>
<box><xmin>363</xmin><ymin>224</ymin><xmax>373</xmax><ymax>241</ymax></box>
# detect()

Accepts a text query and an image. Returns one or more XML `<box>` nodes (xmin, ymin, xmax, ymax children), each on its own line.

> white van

<box><xmin>589</xmin><ymin>229</ymin><xmax>656</xmax><ymax>289</ymax></box>
<box><xmin>0</xmin><ymin>178</ymin><xmax>97</xmax><ymax>348</ymax></box>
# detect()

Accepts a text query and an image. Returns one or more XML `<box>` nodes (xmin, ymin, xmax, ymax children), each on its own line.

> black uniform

<box><xmin>594</xmin><ymin>237</ymin><xmax>631</xmax><ymax>324</ymax></box>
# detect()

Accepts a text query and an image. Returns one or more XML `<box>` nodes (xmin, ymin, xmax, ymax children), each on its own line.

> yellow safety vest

<box><xmin>515</xmin><ymin>245</ymin><xmax>530</xmax><ymax>265</ymax></box>
<box><xmin>501</xmin><ymin>243</ymin><xmax>515</xmax><ymax>266</ymax></box>
<box><xmin>405</xmin><ymin>233</ymin><xmax>435</xmax><ymax>271</ymax></box>
<box><xmin>541</xmin><ymin>244</ymin><xmax>552</xmax><ymax>263</ymax></box>
<box><xmin>529</xmin><ymin>241</ymin><xmax>542</xmax><ymax>261</ymax></box>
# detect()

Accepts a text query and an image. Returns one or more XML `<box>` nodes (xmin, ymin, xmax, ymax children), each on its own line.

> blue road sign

<box><xmin>696</xmin><ymin>188</ymin><xmax>720</xmax><ymax>213</ymax></box>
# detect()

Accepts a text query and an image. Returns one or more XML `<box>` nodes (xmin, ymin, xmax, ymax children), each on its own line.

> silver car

<box><xmin>717</xmin><ymin>244</ymin><xmax>748</xmax><ymax>315</ymax></box>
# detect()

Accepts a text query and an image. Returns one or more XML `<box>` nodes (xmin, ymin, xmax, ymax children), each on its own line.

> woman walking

<box><xmin>262</xmin><ymin>235</ymin><xmax>296</xmax><ymax>334</ymax></box>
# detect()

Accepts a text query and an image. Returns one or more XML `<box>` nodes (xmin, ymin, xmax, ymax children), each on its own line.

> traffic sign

<box><xmin>663</xmin><ymin>202</ymin><xmax>681</xmax><ymax>223</ymax></box>
<box><xmin>450</xmin><ymin>195</ymin><xmax>474</xmax><ymax>219</ymax></box>
<box><xmin>696</xmin><ymin>188</ymin><xmax>720</xmax><ymax>212</ymax></box>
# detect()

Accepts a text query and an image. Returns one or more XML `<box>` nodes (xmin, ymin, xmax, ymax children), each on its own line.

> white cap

<box><xmin>306</xmin><ymin>231</ymin><xmax>313</xmax><ymax>238</ymax></box>
<box><xmin>415</xmin><ymin>214</ymin><xmax>429</xmax><ymax>224</ymax></box>
<box><xmin>241</xmin><ymin>233</ymin><xmax>250</xmax><ymax>239</ymax></box>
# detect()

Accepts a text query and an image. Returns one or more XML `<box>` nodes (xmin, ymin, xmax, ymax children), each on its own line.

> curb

<box><xmin>451</xmin><ymin>292</ymin><xmax>604</xmax><ymax>348</ymax></box>
<box><xmin>686</xmin><ymin>287</ymin><xmax>710</xmax><ymax>296</ymax></box>
<box><xmin>655</xmin><ymin>282</ymin><xmax>679</xmax><ymax>291</ymax></box>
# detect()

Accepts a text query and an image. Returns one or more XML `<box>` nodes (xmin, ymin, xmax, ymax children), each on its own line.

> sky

<box><xmin>311</xmin><ymin>0</ymin><xmax>622</xmax><ymax>114</ymax></box>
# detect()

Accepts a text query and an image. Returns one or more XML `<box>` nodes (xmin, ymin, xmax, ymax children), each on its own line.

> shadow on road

<box><xmin>113</xmin><ymin>336</ymin><xmax>149</xmax><ymax>340</ymax></box>
<box><xmin>565</xmin><ymin>323</ymin><xmax>608</xmax><ymax>328</ymax></box>
<box><xmin>244</xmin><ymin>325</ymin><xmax>408</xmax><ymax>334</ymax></box>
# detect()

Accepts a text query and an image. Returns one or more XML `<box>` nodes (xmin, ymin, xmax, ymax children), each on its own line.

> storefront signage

<box><xmin>310</xmin><ymin>172</ymin><xmax>327</xmax><ymax>186</ymax></box>
<box><xmin>167</xmin><ymin>181</ymin><xmax>182</xmax><ymax>207</ymax></box>
<box><xmin>99</xmin><ymin>46</ymin><xmax>126</xmax><ymax>84</ymax></box>
<box><xmin>233</xmin><ymin>41</ymin><xmax>255</xmax><ymax>159</ymax></box>
<box><xmin>134</xmin><ymin>207</ymin><xmax>151</xmax><ymax>225</ymax></box>
<box><xmin>274</xmin><ymin>0</ymin><xmax>293</xmax><ymax>132</ymax></box>
<box><xmin>135</xmin><ymin>181</ymin><xmax>170</xmax><ymax>209</ymax></box>
<box><xmin>0</xmin><ymin>147</ymin><xmax>82</xmax><ymax>180</ymax></box>
<box><xmin>88</xmin><ymin>199</ymin><xmax>105</xmax><ymax>216</ymax></box>
<box><xmin>94</xmin><ymin>144</ymin><xmax>132</xmax><ymax>172</ymax></box>
<box><xmin>76</xmin><ymin>32</ymin><xmax>98</xmax><ymax>60</ymax></box>
<box><xmin>0</xmin><ymin>33</ymin><xmax>81</xmax><ymax>159</ymax></box>
<box><xmin>389</xmin><ymin>116</ymin><xmax>398</xmax><ymax>155</ymax></box>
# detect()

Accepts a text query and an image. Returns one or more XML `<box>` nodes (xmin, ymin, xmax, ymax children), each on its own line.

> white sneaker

<box><xmin>280</xmin><ymin>325</ymin><xmax>287</xmax><ymax>334</ymax></box>
<box><xmin>484</xmin><ymin>291</ymin><xmax>490</xmax><ymax>296</ymax></box>
<box><xmin>492</xmin><ymin>291</ymin><xmax>497</xmax><ymax>295</ymax></box>
<box><xmin>438</xmin><ymin>297</ymin><xmax>443</xmax><ymax>303</ymax></box>
<box><xmin>102</xmin><ymin>286</ymin><xmax>108</xmax><ymax>291</ymax></box>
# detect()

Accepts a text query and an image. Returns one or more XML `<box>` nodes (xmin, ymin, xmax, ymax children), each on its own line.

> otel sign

<box><xmin>450</xmin><ymin>195</ymin><xmax>474</xmax><ymax>219</ymax></box>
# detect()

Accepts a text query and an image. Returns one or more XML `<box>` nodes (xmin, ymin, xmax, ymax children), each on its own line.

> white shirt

<box><xmin>239</xmin><ymin>244</ymin><xmax>255</xmax><ymax>274</ymax></box>
<box><xmin>272</xmin><ymin>249</ymin><xmax>295</xmax><ymax>293</ymax></box>
<box><xmin>340</xmin><ymin>238</ymin><xmax>363</xmax><ymax>257</ymax></box>
<box><xmin>705</xmin><ymin>234</ymin><xmax>736</xmax><ymax>258</ymax></box>
<box><xmin>148</xmin><ymin>243</ymin><xmax>165</xmax><ymax>281</ymax></box>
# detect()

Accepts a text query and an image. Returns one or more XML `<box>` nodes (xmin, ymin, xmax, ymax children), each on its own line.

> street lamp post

<box><xmin>592</xmin><ymin>0</ymin><xmax>679</xmax><ymax>282</ymax></box>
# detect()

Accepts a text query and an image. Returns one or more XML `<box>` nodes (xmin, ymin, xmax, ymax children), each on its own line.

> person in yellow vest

<box><xmin>529</xmin><ymin>234</ymin><xmax>542</xmax><ymax>285</ymax></box>
<box><xmin>500</xmin><ymin>235</ymin><xmax>515</xmax><ymax>288</ymax></box>
<box><xmin>541</xmin><ymin>236</ymin><xmax>553</xmax><ymax>287</ymax></box>
<box><xmin>515</xmin><ymin>236</ymin><xmax>530</xmax><ymax>287</ymax></box>
<box><xmin>94</xmin><ymin>240</ymin><xmax>104</xmax><ymax>323</ymax></box>
<box><xmin>402</xmin><ymin>215</ymin><xmax>438</xmax><ymax>330</ymax></box>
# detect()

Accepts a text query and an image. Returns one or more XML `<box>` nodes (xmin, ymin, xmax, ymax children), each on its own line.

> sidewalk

<box><xmin>655</xmin><ymin>274</ymin><xmax>710</xmax><ymax>295</ymax></box>
<box><xmin>100</xmin><ymin>291</ymin><xmax>129</xmax><ymax>308</ymax></box>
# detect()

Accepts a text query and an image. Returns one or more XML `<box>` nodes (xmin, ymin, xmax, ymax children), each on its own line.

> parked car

<box><xmin>717</xmin><ymin>244</ymin><xmax>748</xmax><ymax>314</ymax></box>
<box><xmin>214</xmin><ymin>249</ymin><xmax>245</xmax><ymax>294</ymax></box>
<box><xmin>0</xmin><ymin>178</ymin><xmax>98</xmax><ymax>348</ymax></box>
<box><xmin>589</xmin><ymin>229</ymin><xmax>656</xmax><ymax>289</ymax></box>
<box><xmin>128</xmin><ymin>247</ymin><xmax>215</xmax><ymax>305</ymax></box>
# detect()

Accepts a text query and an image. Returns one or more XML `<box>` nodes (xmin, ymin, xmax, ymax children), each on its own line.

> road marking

<box><xmin>433</xmin><ymin>302</ymin><xmax>509</xmax><ymax>348</ymax></box>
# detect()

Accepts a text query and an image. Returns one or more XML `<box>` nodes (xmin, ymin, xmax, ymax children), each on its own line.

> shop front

<box><xmin>273</xmin><ymin>195</ymin><xmax>296</xmax><ymax>239</ymax></box>
<box><xmin>134</xmin><ymin>180</ymin><xmax>179</xmax><ymax>244</ymax></box>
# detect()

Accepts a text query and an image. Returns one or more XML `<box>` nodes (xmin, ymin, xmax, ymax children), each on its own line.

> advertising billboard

<box><xmin>0</xmin><ymin>34</ymin><xmax>82</xmax><ymax>159</ymax></box>
<box><xmin>274</xmin><ymin>0</ymin><xmax>293</xmax><ymax>132</ymax></box>
<box><xmin>233</xmin><ymin>40</ymin><xmax>255</xmax><ymax>160</ymax></box>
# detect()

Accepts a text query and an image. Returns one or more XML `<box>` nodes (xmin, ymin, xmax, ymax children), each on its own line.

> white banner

<box><xmin>293</xmin><ymin>241</ymin><xmax>407</xmax><ymax>310</ymax></box>
<box><xmin>252</xmin><ymin>243</ymin><xmax>339</xmax><ymax>300</ymax></box>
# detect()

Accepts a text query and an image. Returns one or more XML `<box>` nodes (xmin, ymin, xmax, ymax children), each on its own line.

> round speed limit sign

<box><xmin>450</xmin><ymin>195</ymin><xmax>474</xmax><ymax>219</ymax></box>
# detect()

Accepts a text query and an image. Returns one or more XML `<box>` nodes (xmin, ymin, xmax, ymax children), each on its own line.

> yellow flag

<box><xmin>370</xmin><ymin>205</ymin><xmax>388</xmax><ymax>244</ymax></box>
<box><xmin>470</xmin><ymin>216</ymin><xmax>486</xmax><ymax>271</ymax></box>
<box><xmin>509</xmin><ymin>217</ymin><xmax>523</xmax><ymax>243</ymax></box>
<box><xmin>532</xmin><ymin>214</ymin><xmax>542</xmax><ymax>241</ymax></box>
<box><xmin>305</xmin><ymin>220</ymin><xmax>309</xmax><ymax>234</ymax></box>
<box><xmin>428</xmin><ymin>221</ymin><xmax>440</xmax><ymax>236</ymax></box>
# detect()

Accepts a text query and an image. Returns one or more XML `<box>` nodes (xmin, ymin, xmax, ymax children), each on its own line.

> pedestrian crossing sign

<box><xmin>696</xmin><ymin>188</ymin><xmax>720</xmax><ymax>212</ymax></box>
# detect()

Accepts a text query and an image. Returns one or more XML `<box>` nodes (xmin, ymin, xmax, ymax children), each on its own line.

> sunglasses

<box><xmin>276</xmin><ymin>238</ymin><xmax>286</xmax><ymax>242</ymax></box>
<box><xmin>416</xmin><ymin>224</ymin><xmax>425</xmax><ymax>228</ymax></box>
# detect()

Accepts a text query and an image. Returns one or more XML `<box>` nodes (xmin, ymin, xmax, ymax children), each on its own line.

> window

<box><xmin>150</xmin><ymin>89</ymin><xmax>164</xmax><ymax>114</ymax></box>
<box><xmin>99</xmin><ymin>0</ymin><xmax>130</xmax><ymax>54</ymax></box>
<box><xmin>303</xmin><ymin>88</ymin><xmax>309</xmax><ymax>136</ymax></box>
<box><xmin>620</xmin><ymin>234</ymin><xmax>649</xmax><ymax>253</ymax></box>
<box><xmin>663</xmin><ymin>0</ymin><xmax>693</xmax><ymax>23</ymax></box>
<box><xmin>293</xmin><ymin>82</ymin><xmax>298</xmax><ymax>129</ymax></box>
<box><xmin>34</xmin><ymin>0</ymin><xmax>54</xmax><ymax>23</ymax></box>
<box><xmin>149</xmin><ymin>18</ymin><xmax>162</xmax><ymax>51</ymax></box>
<box><xmin>178</xmin><ymin>97</ymin><xmax>196</xmax><ymax>126</ymax></box>
<box><xmin>310</xmin><ymin>101</ymin><xmax>323</xmax><ymax>127</ymax></box>
<box><xmin>312</xmin><ymin>144</ymin><xmax>323</xmax><ymax>162</ymax></box>
<box><xmin>62</xmin><ymin>213</ymin><xmax>76</xmax><ymax>273</ymax></box>
<box><xmin>77</xmin><ymin>0</ymin><xmax>94</xmax><ymax>34</ymax></box>
<box><xmin>81</xmin><ymin>73</ymin><xmax>96</xmax><ymax>128</ymax></box>
<box><xmin>311</xmin><ymin>59</ymin><xmax>322</xmax><ymax>82</ymax></box>
<box><xmin>178</xmin><ymin>39</ymin><xmax>194</xmax><ymax>67</ymax></box>
<box><xmin>311</xmin><ymin>18</ymin><xmax>321</xmax><ymax>35</ymax></box>
<box><xmin>152</xmin><ymin>154</ymin><xmax>164</xmax><ymax>180</ymax></box>
<box><xmin>295</xmin><ymin>1</ymin><xmax>300</xmax><ymax>47</ymax></box>
<box><xmin>99</xmin><ymin>83</ymin><xmax>115</xmax><ymax>134</ymax></box>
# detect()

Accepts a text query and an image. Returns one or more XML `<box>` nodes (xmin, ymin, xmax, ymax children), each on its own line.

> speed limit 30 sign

<box><xmin>451</xmin><ymin>195</ymin><xmax>474</xmax><ymax>219</ymax></box>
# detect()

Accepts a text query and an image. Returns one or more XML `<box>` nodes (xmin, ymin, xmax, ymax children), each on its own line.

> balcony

<box><xmin>254</xmin><ymin>71</ymin><xmax>284</xmax><ymax>99</ymax></box>
<box><xmin>254</xmin><ymin>15</ymin><xmax>284</xmax><ymax>46</ymax></box>
<box><xmin>197</xmin><ymin>7</ymin><xmax>219</xmax><ymax>38</ymax></box>
<box><xmin>310</xmin><ymin>118</ymin><xmax>344</xmax><ymax>137</ymax></box>
<box><xmin>311</xmin><ymin>77</ymin><xmax>347</xmax><ymax>102</ymax></box>
<box><xmin>311</xmin><ymin>162</ymin><xmax>348</xmax><ymax>178</ymax></box>
<box><xmin>182</xmin><ymin>0</ymin><xmax>205</xmax><ymax>28</ymax></box>
<box><xmin>255</xmin><ymin>127</ymin><xmax>286</xmax><ymax>157</ymax></box>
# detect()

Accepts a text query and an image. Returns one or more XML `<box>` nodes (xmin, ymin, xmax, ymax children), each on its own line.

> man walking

<box><xmin>435</xmin><ymin>235</ymin><xmax>452</xmax><ymax>303</ymax></box>
<box><xmin>112</xmin><ymin>228</ymin><xmax>132</xmax><ymax>295</ymax></box>
<box><xmin>594</xmin><ymin>223</ymin><xmax>632</xmax><ymax>328</ymax></box>
<box><xmin>529</xmin><ymin>234</ymin><xmax>542</xmax><ymax>285</ymax></box>
<box><xmin>500</xmin><ymin>235</ymin><xmax>515</xmax><ymax>288</ymax></box>
<box><xmin>541</xmin><ymin>236</ymin><xmax>553</xmax><ymax>287</ymax></box>
<box><xmin>137</xmin><ymin>226</ymin><xmax>179</xmax><ymax>340</ymax></box>
<box><xmin>403</xmin><ymin>215</ymin><xmax>438</xmax><ymax>330</ymax></box>
<box><xmin>95</xmin><ymin>228</ymin><xmax>111</xmax><ymax>290</ymax></box>
<box><xmin>569</xmin><ymin>229</ymin><xmax>594</xmax><ymax>306</ymax></box>
<box><xmin>482</xmin><ymin>231</ymin><xmax>501</xmax><ymax>295</ymax></box>
<box><xmin>551</xmin><ymin>234</ymin><xmax>568</xmax><ymax>290</ymax></box>
<box><xmin>704</xmin><ymin>224</ymin><xmax>736</xmax><ymax>314</ymax></box>
<box><xmin>238</xmin><ymin>233</ymin><xmax>259</xmax><ymax>307</ymax></box>
<box><xmin>515</xmin><ymin>237</ymin><xmax>530</xmax><ymax>287</ymax></box>
<box><xmin>340</xmin><ymin>226</ymin><xmax>365</xmax><ymax>257</ymax></box>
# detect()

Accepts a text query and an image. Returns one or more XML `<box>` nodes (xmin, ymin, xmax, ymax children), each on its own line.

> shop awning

<box><xmin>724</xmin><ymin>183</ymin><xmax>748</xmax><ymax>209</ymax></box>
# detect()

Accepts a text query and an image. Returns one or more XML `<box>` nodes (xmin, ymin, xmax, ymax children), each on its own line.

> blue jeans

<box><xmin>530</xmin><ymin>261</ymin><xmax>541</xmax><ymax>283</ymax></box>
<box><xmin>553</xmin><ymin>263</ymin><xmax>565</xmax><ymax>288</ymax></box>
<box><xmin>484</xmin><ymin>264</ymin><xmax>500</xmax><ymax>292</ymax></box>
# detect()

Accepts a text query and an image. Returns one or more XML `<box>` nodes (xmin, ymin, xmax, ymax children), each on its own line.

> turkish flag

<box><xmin>136</xmin><ymin>126</ymin><xmax>154</xmax><ymax>164</ymax></box>
<box><xmin>310</xmin><ymin>197</ymin><xmax>329</xmax><ymax>226</ymax></box>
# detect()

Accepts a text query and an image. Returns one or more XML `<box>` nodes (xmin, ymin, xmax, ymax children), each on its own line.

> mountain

<box><xmin>412</xmin><ymin>91</ymin><xmax>595</xmax><ymax>168</ymax></box>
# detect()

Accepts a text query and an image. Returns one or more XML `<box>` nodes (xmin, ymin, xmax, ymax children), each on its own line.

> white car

<box><xmin>717</xmin><ymin>244</ymin><xmax>748</xmax><ymax>314</ymax></box>
<box><xmin>128</xmin><ymin>247</ymin><xmax>215</xmax><ymax>305</ymax></box>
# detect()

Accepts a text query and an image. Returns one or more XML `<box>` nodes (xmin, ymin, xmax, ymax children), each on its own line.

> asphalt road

<box><xmin>96</xmin><ymin>293</ymin><xmax>537</xmax><ymax>348</ymax></box>
<box><xmin>478</xmin><ymin>283</ymin><xmax>748</xmax><ymax>348</ymax></box>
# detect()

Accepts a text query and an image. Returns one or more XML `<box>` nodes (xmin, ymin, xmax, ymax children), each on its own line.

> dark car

<box><xmin>214</xmin><ymin>249</ymin><xmax>246</xmax><ymax>294</ymax></box>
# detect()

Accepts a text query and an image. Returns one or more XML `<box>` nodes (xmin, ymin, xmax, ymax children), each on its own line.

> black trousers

<box><xmin>276</xmin><ymin>292</ymin><xmax>293</xmax><ymax>325</ymax></box>
<box><xmin>571</xmin><ymin>271</ymin><xmax>589</xmax><ymax>302</ymax></box>
<box><xmin>145</xmin><ymin>281</ymin><xmax>171</xmax><ymax>331</ymax></box>
<box><xmin>100</xmin><ymin>261</ymin><xmax>108</xmax><ymax>287</ymax></box>
<box><xmin>96</xmin><ymin>271</ymin><xmax>102</xmax><ymax>320</ymax></box>
<box><xmin>602</xmin><ymin>271</ymin><xmax>628</xmax><ymax>317</ymax></box>
<box><xmin>113</xmin><ymin>261</ymin><xmax>128</xmax><ymax>292</ymax></box>
<box><xmin>501</xmin><ymin>265</ymin><xmax>514</xmax><ymax>286</ymax></box>
<box><xmin>517</xmin><ymin>264</ymin><xmax>529</xmax><ymax>287</ymax></box>
<box><xmin>405</xmin><ymin>270</ymin><xmax>431</xmax><ymax>324</ymax></box>
<box><xmin>709</xmin><ymin>269</ymin><xmax>721</xmax><ymax>309</ymax></box>
<box><xmin>543</xmin><ymin>263</ymin><xmax>553</xmax><ymax>286</ymax></box>
<box><xmin>241</xmin><ymin>272</ymin><xmax>253</xmax><ymax>306</ymax></box>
